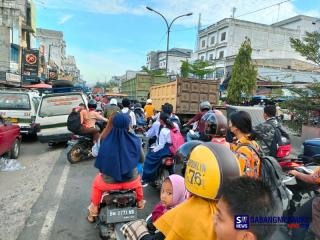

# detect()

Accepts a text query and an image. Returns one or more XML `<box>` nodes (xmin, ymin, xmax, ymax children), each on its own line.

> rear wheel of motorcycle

<box><xmin>67</xmin><ymin>143</ymin><xmax>85</xmax><ymax>164</ymax></box>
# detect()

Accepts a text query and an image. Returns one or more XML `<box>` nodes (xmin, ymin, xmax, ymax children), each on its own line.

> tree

<box><xmin>180</xmin><ymin>60</ymin><xmax>190</xmax><ymax>78</ymax></box>
<box><xmin>227</xmin><ymin>38</ymin><xmax>257</xmax><ymax>104</ymax></box>
<box><xmin>189</xmin><ymin>60</ymin><xmax>215</xmax><ymax>79</ymax></box>
<box><xmin>290</xmin><ymin>31</ymin><xmax>320</xmax><ymax>66</ymax></box>
<box><xmin>283</xmin><ymin>32</ymin><xmax>320</xmax><ymax>132</ymax></box>
<box><xmin>141</xmin><ymin>66</ymin><xmax>165</xmax><ymax>76</ymax></box>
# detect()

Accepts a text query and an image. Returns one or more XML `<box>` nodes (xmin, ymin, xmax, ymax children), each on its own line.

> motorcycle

<box><xmin>67</xmin><ymin>134</ymin><xmax>94</xmax><ymax>164</ymax></box>
<box><xmin>98</xmin><ymin>189</ymin><xmax>138</xmax><ymax>240</ymax></box>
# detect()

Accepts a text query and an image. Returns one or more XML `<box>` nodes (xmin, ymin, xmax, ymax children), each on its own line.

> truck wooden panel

<box><xmin>150</xmin><ymin>78</ymin><xmax>219</xmax><ymax>115</ymax></box>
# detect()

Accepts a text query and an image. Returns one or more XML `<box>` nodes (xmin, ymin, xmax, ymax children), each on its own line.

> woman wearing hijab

<box><xmin>87</xmin><ymin>112</ymin><xmax>145</xmax><ymax>223</ymax></box>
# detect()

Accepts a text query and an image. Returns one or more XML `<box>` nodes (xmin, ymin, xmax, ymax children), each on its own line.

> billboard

<box><xmin>22</xmin><ymin>49</ymin><xmax>39</xmax><ymax>83</ymax></box>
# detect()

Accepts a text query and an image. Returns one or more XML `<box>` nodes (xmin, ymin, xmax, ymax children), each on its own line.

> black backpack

<box><xmin>67</xmin><ymin>111</ymin><xmax>81</xmax><ymax>134</ymax></box>
<box><xmin>267</xmin><ymin>123</ymin><xmax>291</xmax><ymax>158</ymax></box>
<box><xmin>239</xmin><ymin>144</ymin><xmax>290</xmax><ymax>212</ymax></box>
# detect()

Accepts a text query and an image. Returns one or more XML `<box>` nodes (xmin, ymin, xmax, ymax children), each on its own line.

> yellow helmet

<box><xmin>184</xmin><ymin>142</ymin><xmax>241</xmax><ymax>200</ymax></box>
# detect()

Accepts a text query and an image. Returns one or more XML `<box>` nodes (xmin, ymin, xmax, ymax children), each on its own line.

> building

<box><xmin>196</xmin><ymin>15</ymin><xmax>320</xmax><ymax>81</ymax></box>
<box><xmin>36</xmin><ymin>28</ymin><xmax>66</xmax><ymax>73</ymax></box>
<box><xmin>62</xmin><ymin>55</ymin><xmax>80</xmax><ymax>81</ymax></box>
<box><xmin>146</xmin><ymin>48</ymin><xmax>192</xmax><ymax>75</ymax></box>
<box><xmin>0</xmin><ymin>0</ymin><xmax>37</xmax><ymax>86</ymax></box>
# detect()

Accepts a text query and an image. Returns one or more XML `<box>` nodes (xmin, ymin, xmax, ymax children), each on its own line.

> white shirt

<box><xmin>146</xmin><ymin>121</ymin><xmax>161</xmax><ymax>138</ymax></box>
<box><xmin>122</xmin><ymin>107</ymin><xmax>137</xmax><ymax>127</ymax></box>
<box><xmin>153</xmin><ymin>127</ymin><xmax>172</xmax><ymax>152</ymax></box>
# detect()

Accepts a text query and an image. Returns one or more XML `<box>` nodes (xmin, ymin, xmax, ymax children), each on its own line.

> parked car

<box><xmin>35</xmin><ymin>91</ymin><xmax>88</xmax><ymax>145</ymax></box>
<box><xmin>0</xmin><ymin>89</ymin><xmax>40</xmax><ymax>135</ymax></box>
<box><xmin>0</xmin><ymin>115</ymin><xmax>21</xmax><ymax>159</ymax></box>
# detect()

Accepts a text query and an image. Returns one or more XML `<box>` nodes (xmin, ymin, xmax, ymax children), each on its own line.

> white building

<box><xmin>146</xmin><ymin>48</ymin><xmax>192</xmax><ymax>75</ymax></box>
<box><xmin>36</xmin><ymin>28</ymin><xmax>66</xmax><ymax>72</ymax></box>
<box><xmin>63</xmin><ymin>55</ymin><xmax>80</xmax><ymax>80</ymax></box>
<box><xmin>196</xmin><ymin>15</ymin><xmax>320</xmax><ymax>80</ymax></box>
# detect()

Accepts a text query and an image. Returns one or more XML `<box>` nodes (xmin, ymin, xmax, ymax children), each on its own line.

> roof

<box><xmin>272</xmin><ymin>15</ymin><xmax>320</xmax><ymax>27</ymax></box>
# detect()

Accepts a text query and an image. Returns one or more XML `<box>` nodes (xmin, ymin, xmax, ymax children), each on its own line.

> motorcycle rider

<box><xmin>214</xmin><ymin>176</ymin><xmax>281</xmax><ymax>240</ymax></box>
<box><xmin>121</xmin><ymin>142</ymin><xmax>241</xmax><ymax>240</ymax></box>
<box><xmin>79</xmin><ymin>99</ymin><xmax>108</xmax><ymax>143</ymax></box>
<box><xmin>104</xmin><ymin>98</ymin><xmax>120</xmax><ymax>119</ymax></box>
<box><xmin>254</xmin><ymin>105</ymin><xmax>290</xmax><ymax>157</ymax></box>
<box><xmin>87</xmin><ymin>112</ymin><xmax>145</xmax><ymax>223</ymax></box>
<box><xmin>183</xmin><ymin>101</ymin><xmax>211</xmax><ymax>142</ymax></box>
<box><xmin>122</xmin><ymin>98</ymin><xmax>137</xmax><ymax>128</ymax></box>
<box><xmin>142</xmin><ymin>113</ymin><xmax>175</xmax><ymax>184</ymax></box>
<box><xmin>229</xmin><ymin>111</ymin><xmax>261</xmax><ymax>177</ymax></box>
<box><xmin>288</xmin><ymin>167</ymin><xmax>320</xmax><ymax>240</ymax></box>
<box><xmin>134</xmin><ymin>103</ymin><xmax>146</xmax><ymax>127</ymax></box>
<box><xmin>144</xmin><ymin>99</ymin><xmax>155</xmax><ymax>122</ymax></box>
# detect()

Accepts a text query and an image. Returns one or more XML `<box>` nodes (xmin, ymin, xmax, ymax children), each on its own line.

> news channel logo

<box><xmin>235</xmin><ymin>215</ymin><xmax>249</xmax><ymax>230</ymax></box>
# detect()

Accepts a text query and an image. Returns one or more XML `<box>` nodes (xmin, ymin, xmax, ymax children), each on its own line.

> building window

<box><xmin>221</xmin><ymin>32</ymin><xmax>226</xmax><ymax>41</ymax></box>
<box><xmin>219</xmin><ymin>51</ymin><xmax>224</xmax><ymax>59</ymax></box>
<box><xmin>209</xmin><ymin>54</ymin><xmax>213</xmax><ymax>60</ymax></box>
<box><xmin>10</xmin><ymin>44</ymin><xmax>19</xmax><ymax>63</ymax></box>
<box><xmin>200</xmin><ymin>56</ymin><xmax>205</xmax><ymax>61</ymax></box>
<box><xmin>210</xmin><ymin>36</ymin><xmax>215</xmax><ymax>45</ymax></box>
<box><xmin>201</xmin><ymin>40</ymin><xmax>206</xmax><ymax>48</ymax></box>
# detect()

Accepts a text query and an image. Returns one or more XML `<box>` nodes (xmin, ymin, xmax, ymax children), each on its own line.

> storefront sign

<box><xmin>6</xmin><ymin>73</ymin><xmax>21</xmax><ymax>83</ymax></box>
<box><xmin>48</xmin><ymin>69</ymin><xmax>58</xmax><ymax>80</ymax></box>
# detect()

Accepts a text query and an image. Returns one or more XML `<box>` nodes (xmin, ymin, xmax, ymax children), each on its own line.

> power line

<box><xmin>236</xmin><ymin>0</ymin><xmax>291</xmax><ymax>18</ymax></box>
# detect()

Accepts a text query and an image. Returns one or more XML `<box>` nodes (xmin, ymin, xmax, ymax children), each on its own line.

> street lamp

<box><xmin>146</xmin><ymin>6</ymin><xmax>192</xmax><ymax>75</ymax></box>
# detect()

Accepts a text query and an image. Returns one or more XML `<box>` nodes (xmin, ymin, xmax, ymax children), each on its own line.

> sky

<box><xmin>35</xmin><ymin>0</ymin><xmax>320</xmax><ymax>85</ymax></box>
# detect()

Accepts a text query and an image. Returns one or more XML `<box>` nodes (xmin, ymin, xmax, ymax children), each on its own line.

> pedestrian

<box><xmin>87</xmin><ymin>113</ymin><xmax>145</xmax><ymax>223</ymax></box>
<box><xmin>229</xmin><ymin>111</ymin><xmax>261</xmax><ymax>177</ymax></box>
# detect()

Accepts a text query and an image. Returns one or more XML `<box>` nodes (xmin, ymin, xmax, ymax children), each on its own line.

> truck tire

<box><xmin>9</xmin><ymin>139</ymin><xmax>21</xmax><ymax>159</ymax></box>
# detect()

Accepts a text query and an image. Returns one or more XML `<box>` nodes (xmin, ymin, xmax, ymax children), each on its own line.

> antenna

<box><xmin>231</xmin><ymin>7</ymin><xmax>237</xmax><ymax>19</ymax></box>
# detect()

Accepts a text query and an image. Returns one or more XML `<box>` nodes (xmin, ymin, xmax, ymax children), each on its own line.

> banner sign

<box><xmin>22</xmin><ymin>49</ymin><xmax>39</xmax><ymax>83</ymax></box>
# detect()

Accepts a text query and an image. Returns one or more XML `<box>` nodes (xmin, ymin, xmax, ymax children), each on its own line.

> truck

<box><xmin>121</xmin><ymin>73</ymin><xmax>168</xmax><ymax>103</ymax></box>
<box><xmin>149</xmin><ymin>78</ymin><xmax>220</xmax><ymax>121</ymax></box>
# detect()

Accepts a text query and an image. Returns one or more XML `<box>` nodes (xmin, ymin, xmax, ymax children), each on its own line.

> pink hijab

<box><xmin>167</xmin><ymin>174</ymin><xmax>187</xmax><ymax>207</ymax></box>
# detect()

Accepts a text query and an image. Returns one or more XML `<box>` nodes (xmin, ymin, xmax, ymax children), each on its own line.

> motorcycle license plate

<box><xmin>106</xmin><ymin>207</ymin><xmax>137</xmax><ymax>223</ymax></box>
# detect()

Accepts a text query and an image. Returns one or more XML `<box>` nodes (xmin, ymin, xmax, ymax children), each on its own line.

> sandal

<box><xmin>137</xmin><ymin>200</ymin><xmax>146</xmax><ymax>210</ymax></box>
<box><xmin>87</xmin><ymin>204</ymin><xmax>98</xmax><ymax>223</ymax></box>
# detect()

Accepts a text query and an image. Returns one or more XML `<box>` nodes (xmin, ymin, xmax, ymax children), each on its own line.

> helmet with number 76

<box><xmin>184</xmin><ymin>142</ymin><xmax>241</xmax><ymax>200</ymax></box>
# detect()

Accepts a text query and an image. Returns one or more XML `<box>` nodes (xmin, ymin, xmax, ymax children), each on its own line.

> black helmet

<box><xmin>88</xmin><ymin>99</ymin><xmax>97</xmax><ymax>109</ymax></box>
<box><xmin>175</xmin><ymin>141</ymin><xmax>202</xmax><ymax>176</ymax></box>
<box><xmin>134</xmin><ymin>103</ymin><xmax>142</xmax><ymax>109</ymax></box>
<box><xmin>202</xmin><ymin>110</ymin><xmax>227</xmax><ymax>138</ymax></box>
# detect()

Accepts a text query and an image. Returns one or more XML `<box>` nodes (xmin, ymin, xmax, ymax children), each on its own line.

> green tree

<box><xmin>283</xmin><ymin>31</ymin><xmax>320</xmax><ymax>132</ymax></box>
<box><xmin>188</xmin><ymin>60</ymin><xmax>215</xmax><ymax>79</ymax></box>
<box><xmin>227</xmin><ymin>38</ymin><xmax>257</xmax><ymax>104</ymax></box>
<box><xmin>180</xmin><ymin>60</ymin><xmax>190</xmax><ymax>78</ymax></box>
<box><xmin>290</xmin><ymin>31</ymin><xmax>320</xmax><ymax>66</ymax></box>
<box><xmin>141</xmin><ymin>66</ymin><xmax>165</xmax><ymax>76</ymax></box>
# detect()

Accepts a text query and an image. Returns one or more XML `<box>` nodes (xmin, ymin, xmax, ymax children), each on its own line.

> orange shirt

<box><xmin>230</xmin><ymin>137</ymin><xmax>261</xmax><ymax>177</ymax></box>
<box><xmin>144</xmin><ymin>104</ymin><xmax>155</xmax><ymax>119</ymax></box>
<box><xmin>312</xmin><ymin>167</ymin><xmax>320</xmax><ymax>185</ymax></box>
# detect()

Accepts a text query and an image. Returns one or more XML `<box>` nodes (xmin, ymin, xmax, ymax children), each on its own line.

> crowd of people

<box><xmin>73</xmin><ymin>95</ymin><xmax>319</xmax><ymax>240</ymax></box>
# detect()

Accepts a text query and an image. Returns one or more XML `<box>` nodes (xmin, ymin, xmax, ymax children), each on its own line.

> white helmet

<box><xmin>147</xmin><ymin>99</ymin><xmax>152</xmax><ymax>104</ymax></box>
<box><xmin>110</xmin><ymin>98</ymin><xmax>117</xmax><ymax>105</ymax></box>
<box><xmin>199</xmin><ymin>101</ymin><xmax>211</xmax><ymax>111</ymax></box>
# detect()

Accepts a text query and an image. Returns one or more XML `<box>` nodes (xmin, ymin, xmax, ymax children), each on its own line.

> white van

<box><xmin>0</xmin><ymin>89</ymin><xmax>40</xmax><ymax>135</ymax></box>
<box><xmin>36</xmin><ymin>92</ymin><xmax>88</xmax><ymax>144</ymax></box>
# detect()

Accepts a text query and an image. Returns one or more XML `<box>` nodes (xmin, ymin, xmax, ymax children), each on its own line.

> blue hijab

<box><xmin>95</xmin><ymin>112</ymin><xmax>141</xmax><ymax>182</ymax></box>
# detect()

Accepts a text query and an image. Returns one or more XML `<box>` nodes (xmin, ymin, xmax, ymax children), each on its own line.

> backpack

<box><xmin>169</xmin><ymin>127</ymin><xmax>185</xmax><ymax>155</ymax></box>
<box><xmin>239</xmin><ymin>144</ymin><xmax>290</xmax><ymax>212</ymax></box>
<box><xmin>267</xmin><ymin>123</ymin><xmax>291</xmax><ymax>158</ymax></box>
<box><xmin>67</xmin><ymin>111</ymin><xmax>81</xmax><ymax>133</ymax></box>
<box><xmin>136</xmin><ymin>113</ymin><xmax>146</xmax><ymax>126</ymax></box>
